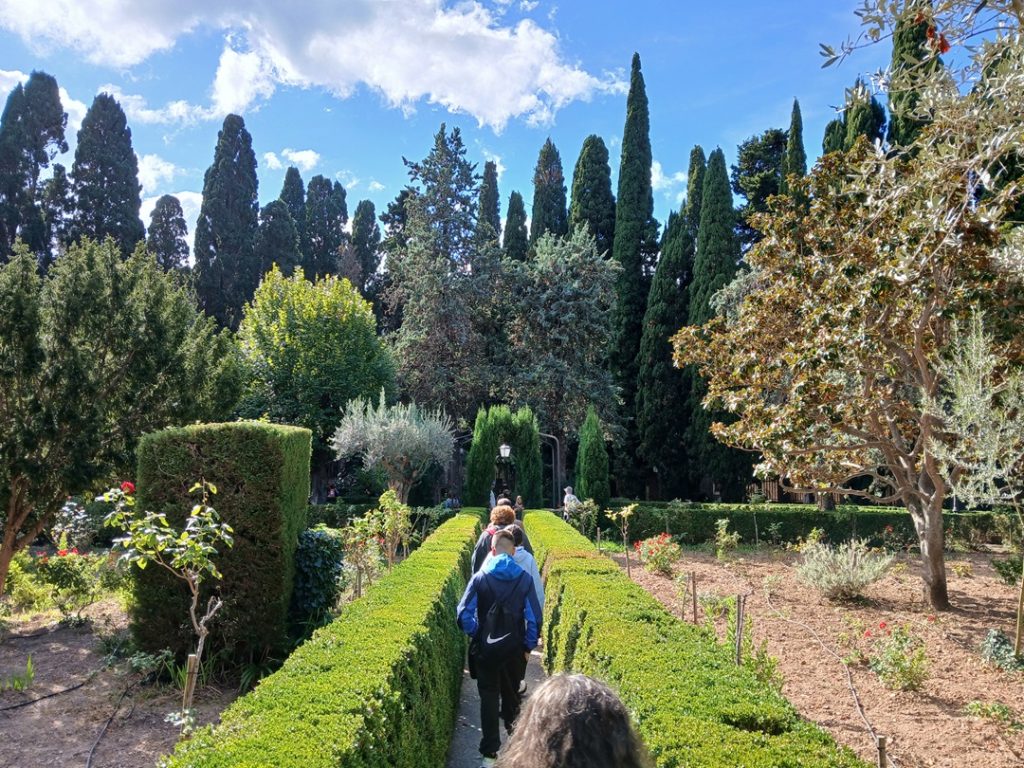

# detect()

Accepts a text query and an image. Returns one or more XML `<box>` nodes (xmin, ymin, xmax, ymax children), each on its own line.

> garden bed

<box><xmin>612</xmin><ymin>546</ymin><xmax>1024</xmax><ymax>767</ymax></box>
<box><xmin>0</xmin><ymin>598</ymin><xmax>236</xmax><ymax>768</ymax></box>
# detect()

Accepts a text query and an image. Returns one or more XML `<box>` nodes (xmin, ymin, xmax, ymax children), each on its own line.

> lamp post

<box><xmin>498</xmin><ymin>443</ymin><xmax>511</xmax><ymax>460</ymax></box>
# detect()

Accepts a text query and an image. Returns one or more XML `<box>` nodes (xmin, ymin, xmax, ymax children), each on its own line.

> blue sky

<box><xmin>0</xmin><ymin>1</ymin><xmax>891</xmax><ymax>253</ymax></box>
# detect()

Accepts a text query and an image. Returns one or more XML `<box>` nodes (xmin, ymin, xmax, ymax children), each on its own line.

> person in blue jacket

<box><xmin>457</xmin><ymin>528</ymin><xmax>542</xmax><ymax>768</ymax></box>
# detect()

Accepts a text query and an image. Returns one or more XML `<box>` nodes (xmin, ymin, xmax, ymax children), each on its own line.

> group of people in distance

<box><xmin>455</xmin><ymin>493</ymin><xmax>651</xmax><ymax>768</ymax></box>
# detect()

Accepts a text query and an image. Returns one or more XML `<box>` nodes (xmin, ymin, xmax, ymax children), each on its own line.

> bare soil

<box><xmin>610</xmin><ymin>547</ymin><xmax>1024</xmax><ymax>768</ymax></box>
<box><xmin>0</xmin><ymin>599</ymin><xmax>235</xmax><ymax>768</ymax></box>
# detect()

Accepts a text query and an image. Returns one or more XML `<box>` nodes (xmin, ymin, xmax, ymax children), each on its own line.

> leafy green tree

<box><xmin>279</xmin><ymin>166</ymin><xmax>306</xmax><ymax>259</ymax></box>
<box><xmin>0</xmin><ymin>239</ymin><xmax>241</xmax><ymax>595</ymax></box>
<box><xmin>503</xmin><ymin>190</ymin><xmax>529</xmax><ymax>262</ymax></box>
<box><xmin>193</xmin><ymin>114</ymin><xmax>260</xmax><ymax>329</ymax></box>
<box><xmin>237</xmin><ymin>265</ymin><xmax>394</xmax><ymax>465</ymax></box>
<box><xmin>0</xmin><ymin>71</ymin><xmax>67</xmax><ymax>259</ymax></box>
<box><xmin>464</xmin><ymin>405</ymin><xmax>543</xmax><ymax>507</ymax></box>
<box><xmin>147</xmin><ymin>194</ymin><xmax>190</xmax><ymax>272</ymax></box>
<box><xmin>351</xmin><ymin>199</ymin><xmax>381</xmax><ymax>298</ymax></box>
<box><xmin>569</xmin><ymin>134</ymin><xmax>616</xmax><ymax>257</ymax></box>
<box><xmin>376</xmin><ymin>188</ymin><xmax>413</xmax><ymax>332</ymax></box>
<box><xmin>611</xmin><ymin>52</ymin><xmax>659</xmax><ymax>496</ymax></box>
<box><xmin>575</xmin><ymin>406</ymin><xmax>610</xmax><ymax>510</ymax></box>
<box><xmin>888</xmin><ymin>6</ymin><xmax>939</xmax><ymax>148</ymax></box>
<box><xmin>844</xmin><ymin>79</ymin><xmax>887</xmax><ymax>149</ymax></box>
<box><xmin>71</xmin><ymin>93</ymin><xmax>144</xmax><ymax>254</ymax></box>
<box><xmin>477</xmin><ymin>159</ymin><xmax>501</xmax><ymax>243</ymax></box>
<box><xmin>530</xmin><ymin>138</ymin><xmax>567</xmax><ymax>245</ymax></box>
<box><xmin>731</xmin><ymin>128</ymin><xmax>787</xmax><ymax>250</ymax></box>
<box><xmin>780</xmin><ymin>99</ymin><xmax>807</xmax><ymax>195</ymax></box>
<box><xmin>822</xmin><ymin>118</ymin><xmax>846</xmax><ymax>154</ymax></box>
<box><xmin>303</xmin><ymin>175</ymin><xmax>347</xmax><ymax>280</ymax></box>
<box><xmin>39</xmin><ymin>162</ymin><xmax>73</xmax><ymax>272</ymax></box>
<box><xmin>254</xmin><ymin>199</ymin><xmax>301</xmax><ymax>277</ymax></box>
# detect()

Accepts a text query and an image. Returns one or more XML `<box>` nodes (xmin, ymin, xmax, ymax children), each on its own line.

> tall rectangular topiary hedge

<box><xmin>132</xmin><ymin>421</ymin><xmax>311</xmax><ymax>660</ymax></box>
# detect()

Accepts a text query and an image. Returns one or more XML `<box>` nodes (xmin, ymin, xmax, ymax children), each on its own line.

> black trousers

<box><xmin>476</xmin><ymin>652</ymin><xmax>527</xmax><ymax>757</ymax></box>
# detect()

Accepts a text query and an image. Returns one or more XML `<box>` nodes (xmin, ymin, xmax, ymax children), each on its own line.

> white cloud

<box><xmin>336</xmin><ymin>170</ymin><xmax>360</xmax><ymax>190</ymax></box>
<box><xmin>0</xmin><ymin>68</ymin><xmax>26</xmax><ymax>94</ymax></box>
<box><xmin>368</xmin><ymin>180</ymin><xmax>386</xmax><ymax>192</ymax></box>
<box><xmin>651</xmin><ymin>160</ymin><xmax>687</xmax><ymax>193</ymax></box>
<box><xmin>281</xmin><ymin>148</ymin><xmax>319</xmax><ymax>171</ymax></box>
<box><xmin>263</xmin><ymin>152</ymin><xmax>282</xmax><ymax>170</ymax></box>
<box><xmin>520</xmin><ymin>1</ymin><xmax>539</xmax><ymax>11</ymax></box>
<box><xmin>482</xmin><ymin>150</ymin><xmax>507</xmax><ymax>181</ymax></box>
<box><xmin>141</xmin><ymin>190</ymin><xmax>203</xmax><ymax>261</ymax></box>
<box><xmin>0</xmin><ymin>70</ymin><xmax>87</xmax><ymax>137</ymax></box>
<box><xmin>0</xmin><ymin>0</ymin><xmax>622</xmax><ymax>130</ymax></box>
<box><xmin>137</xmin><ymin>153</ymin><xmax>179</xmax><ymax>195</ymax></box>
<box><xmin>99</xmin><ymin>84</ymin><xmax>208</xmax><ymax>126</ymax></box>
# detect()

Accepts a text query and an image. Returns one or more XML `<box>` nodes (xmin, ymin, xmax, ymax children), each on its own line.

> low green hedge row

<box><xmin>525</xmin><ymin>511</ymin><xmax>868</xmax><ymax>768</ymax></box>
<box><xmin>609</xmin><ymin>501</ymin><xmax>1000</xmax><ymax>548</ymax></box>
<box><xmin>165</xmin><ymin>511</ymin><xmax>483</xmax><ymax>768</ymax></box>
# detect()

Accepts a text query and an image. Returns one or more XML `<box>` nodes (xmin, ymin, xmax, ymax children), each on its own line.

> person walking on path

<box><xmin>457</xmin><ymin>529</ymin><xmax>542</xmax><ymax>768</ymax></box>
<box><xmin>513</xmin><ymin>496</ymin><xmax>525</xmax><ymax>521</ymax></box>
<box><xmin>482</xmin><ymin>525</ymin><xmax>543</xmax><ymax>613</ymax></box>
<box><xmin>561</xmin><ymin>486</ymin><xmax>580</xmax><ymax>522</ymax></box>
<box><xmin>472</xmin><ymin>505</ymin><xmax>533</xmax><ymax>573</ymax></box>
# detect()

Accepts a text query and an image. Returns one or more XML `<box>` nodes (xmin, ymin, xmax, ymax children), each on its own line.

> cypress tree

<box><xmin>71</xmin><ymin>93</ymin><xmax>144</xmax><ymax>254</ymax></box>
<box><xmin>193</xmin><ymin>113</ymin><xmax>259</xmax><ymax>329</ymax></box>
<box><xmin>477</xmin><ymin>159</ymin><xmax>501</xmax><ymax>242</ymax></box>
<box><xmin>303</xmin><ymin>175</ymin><xmax>346</xmax><ymax>280</ymax></box>
<box><xmin>844</xmin><ymin>79</ymin><xmax>886</xmax><ymax>149</ymax></box>
<box><xmin>887</xmin><ymin>5</ymin><xmax>939</xmax><ymax>148</ymax></box>
<box><xmin>503</xmin><ymin>191</ymin><xmax>529</xmax><ymax>262</ymax></box>
<box><xmin>279</xmin><ymin>166</ymin><xmax>306</xmax><ymax>257</ymax></box>
<box><xmin>351</xmin><ymin>199</ymin><xmax>381</xmax><ymax>297</ymax></box>
<box><xmin>822</xmin><ymin>118</ymin><xmax>846</xmax><ymax>154</ymax></box>
<box><xmin>569</xmin><ymin>134</ymin><xmax>616</xmax><ymax>257</ymax></box>
<box><xmin>146</xmin><ymin>194</ymin><xmax>189</xmax><ymax>272</ymax></box>
<box><xmin>684</xmin><ymin>146</ymin><xmax>707</xmax><ymax>234</ymax></box>
<box><xmin>611</xmin><ymin>52</ymin><xmax>658</xmax><ymax>495</ymax></box>
<box><xmin>575</xmin><ymin>406</ymin><xmax>610</xmax><ymax>510</ymax></box>
<box><xmin>780</xmin><ymin>99</ymin><xmax>807</xmax><ymax>194</ymax></box>
<box><xmin>254</xmin><ymin>199</ymin><xmax>301</xmax><ymax>277</ymax></box>
<box><xmin>530</xmin><ymin>138</ymin><xmax>568</xmax><ymax>245</ymax></box>
<box><xmin>39</xmin><ymin>162</ymin><xmax>73</xmax><ymax>272</ymax></box>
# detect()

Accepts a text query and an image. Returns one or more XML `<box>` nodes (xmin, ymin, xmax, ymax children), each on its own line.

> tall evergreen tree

<box><xmin>780</xmin><ymin>99</ymin><xmax>807</xmax><ymax>194</ymax></box>
<box><xmin>255</xmin><ymin>199</ymin><xmax>301</xmax><ymax>277</ymax></box>
<box><xmin>303</xmin><ymin>175</ymin><xmax>347</xmax><ymax>280</ymax></box>
<box><xmin>529</xmin><ymin>138</ymin><xmax>568</xmax><ymax>245</ymax></box>
<box><xmin>279</xmin><ymin>166</ymin><xmax>306</xmax><ymax>258</ymax></box>
<box><xmin>610</xmin><ymin>52</ymin><xmax>658</xmax><ymax>495</ymax></box>
<box><xmin>575</xmin><ymin>405</ymin><xmax>610</xmax><ymax>510</ymax></box>
<box><xmin>822</xmin><ymin>118</ymin><xmax>847</xmax><ymax>154</ymax></box>
<box><xmin>351</xmin><ymin>199</ymin><xmax>381</xmax><ymax>296</ymax></box>
<box><xmin>844</xmin><ymin>79</ymin><xmax>887</xmax><ymax>149</ymax></box>
<box><xmin>731</xmin><ymin>128</ymin><xmax>787</xmax><ymax>251</ymax></box>
<box><xmin>0</xmin><ymin>71</ymin><xmax>67</xmax><ymax>258</ymax></box>
<box><xmin>71</xmin><ymin>93</ymin><xmax>144</xmax><ymax>254</ymax></box>
<box><xmin>476</xmin><ymin>159</ymin><xmax>501</xmax><ymax>242</ymax></box>
<box><xmin>193</xmin><ymin>113</ymin><xmax>259</xmax><ymax>329</ymax></box>
<box><xmin>503</xmin><ymin>191</ymin><xmax>529</xmax><ymax>262</ymax></box>
<box><xmin>39</xmin><ymin>162</ymin><xmax>73</xmax><ymax>272</ymax></box>
<box><xmin>684</xmin><ymin>146</ymin><xmax>707</xmax><ymax>234</ymax></box>
<box><xmin>686</xmin><ymin>148</ymin><xmax>749</xmax><ymax>499</ymax></box>
<box><xmin>146</xmin><ymin>194</ymin><xmax>189</xmax><ymax>272</ymax></box>
<box><xmin>569</xmin><ymin>134</ymin><xmax>616</xmax><ymax>257</ymax></box>
<box><xmin>887</xmin><ymin>5</ymin><xmax>939</xmax><ymax>148</ymax></box>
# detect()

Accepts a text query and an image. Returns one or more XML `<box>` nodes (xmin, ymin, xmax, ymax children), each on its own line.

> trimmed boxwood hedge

<box><xmin>165</xmin><ymin>511</ymin><xmax>483</xmax><ymax>768</ymax></box>
<box><xmin>609</xmin><ymin>501</ymin><xmax>1000</xmax><ymax>548</ymax></box>
<box><xmin>133</xmin><ymin>421</ymin><xmax>311</xmax><ymax>659</ymax></box>
<box><xmin>525</xmin><ymin>510</ymin><xmax>869</xmax><ymax>768</ymax></box>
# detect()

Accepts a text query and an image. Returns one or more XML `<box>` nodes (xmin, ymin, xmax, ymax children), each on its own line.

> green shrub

<box><xmin>980</xmin><ymin>629</ymin><xmax>1024</xmax><ymax>672</ymax></box>
<box><xmin>795</xmin><ymin>540</ymin><xmax>893</xmax><ymax>600</ymax></box>
<box><xmin>993</xmin><ymin>555</ymin><xmax>1023</xmax><ymax>587</ymax></box>
<box><xmin>525</xmin><ymin>511</ymin><xmax>868</xmax><ymax>768</ymax></box>
<box><xmin>290</xmin><ymin>526</ymin><xmax>346</xmax><ymax>631</ymax></box>
<box><xmin>464</xmin><ymin>405</ymin><xmax>544</xmax><ymax>507</ymax></box>
<box><xmin>637</xmin><ymin>533</ymin><xmax>681</xmax><ymax>576</ymax></box>
<box><xmin>575</xmin><ymin>406</ymin><xmax>610</xmax><ymax>509</ymax></box>
<box><xmin>866</xmin><ymin>623</ymin><xmax>928</xmax><ymax>691</ymax></box>
<box><xmin>306</xmin><ymin>501</ymin><xmax>374</xmax><ymax>528</ymax></box>
<box><xmin>164</xmin><ymin>512</ymin><xmax>482</xmax><ymax>768</ymax></box>
<box><xmin>133</xmin><ymin>422</ymin><xmax>311</xmax><ymax>661</ymax></box>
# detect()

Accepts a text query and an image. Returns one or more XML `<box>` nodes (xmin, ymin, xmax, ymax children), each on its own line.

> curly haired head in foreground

<box><xmin>496</xmin><ymin>673</ymin><xmax>651</xmax><ymax>768</ymax></box>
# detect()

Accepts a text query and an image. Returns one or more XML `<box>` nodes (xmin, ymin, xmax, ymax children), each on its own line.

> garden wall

<box><xmin>165</xmin><ymin>511</ymin><xmax>483</xmax><ymax>768</ymax></box>
<box><xmin>526</xmin><ymin>510</ymin><xmax>869</xmax><ymax>768</ymax></box>
<box><xmin>133</xmin><ymin>421</ymin><xmax>311</xmax><ymax>659</ymax></box>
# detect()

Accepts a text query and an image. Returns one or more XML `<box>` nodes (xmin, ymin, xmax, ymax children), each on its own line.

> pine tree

<box><xmin>0</xmin><ymin>71</ymin><xmax>68</xmax><ymax>258</ymax></box>
<box><xmin>684</xmin><ymin>146</ymin><xmax>707</xmax><ymax>234</ymax></box>
<box><xmin>303</xmin><ymin>175</ymin><xmax>347</xmax><ymax>280</ymax></box>
<box><xmin>529</xmin><ymin>138</ymin><xmax>568</xmax><ymax>244</ymax></box>
<box><xmin>503</xmin><ymin>191</ymin><xmax>529</xmax><ymax>262</ymax></box>
<box><xmin>887</xmin><ymin>6</ymin><xmax>939</xmax><ymax>148</ymax></box>
<box><xmin>255</xmin><ymin>199</ymin><xmax>301</xmax><ymax>277</ymax></box>
<box><xmin>39</xmin><ymin>162</ymin><xmax>73</xmax><ymax>273</ymax></box>
<box><xmin>575</xmin><ymin>406</ymin><xmax>610</xmax><ymax>509</ymax></box>
<box><xmin>780</xmin><ymin>99</ymin><xmax>807</xmax><ymax>194</ymax></box>
<box><xmin>822</xmin><ymin>118</ymin><xmax>846</xmax><ymax>154</ymax></box>
<box><xmin>844</xmin><ymin>79</ymin><xmax>886</xmax><ymax>149</ymax></box>
<box><xmin>71</xmin><ymin>93</ymin><xmax>144</xmax><ymax>254</ymax></box>
<box><xmin>351</xmin><ymin>199</ymin><xmax>381</xmax><ymax>297</ymax></box>
<box><xmin>279</xmin><ymin>166</ymin><xmax>306</xmax><ymax>258</ymax></box>
<box><xmin>146</xmin><ymin>194</ymin><xmax>189</xmax><ymax>272</ymax></box>
<box><xmin>476</xmin><ymin>159</ymin><xmax>501</xmax><ymax>243</ymax></box>
<box><xmin>193</xmin><ymin>113</ymin><xmax>260</xmax><ymax>329</ymax></box>
<box><xmin>569</xmin><ymin>134</ymin><xmax>615</xmax><ymax>257</ymax></box>
<box><xmin>611</xmin><ymin>52</ymin><xmax>658</xmax><ymax>495</ymax></box>
<box><xmin>731</xmin><ymin>128</ymin><xmax>787</xmax><ymax>251</ymax></box>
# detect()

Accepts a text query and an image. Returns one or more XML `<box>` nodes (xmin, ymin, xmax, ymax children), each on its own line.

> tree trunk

<box><xmin>1015</xmin><ymin>556</ymin><xmax>1024</xmax><ymax>656</ymax></box>
<box><xmin>909</xmin><ymin>496</ymin><xmax>950</xmax><ymax>610</ymax></box>
<box><xmin>0</xmin><ymin>536</ymin><xmax>15</xmax><ymax>598</ymax></box>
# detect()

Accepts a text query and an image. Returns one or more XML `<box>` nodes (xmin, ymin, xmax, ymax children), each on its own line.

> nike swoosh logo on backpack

<box><xmin>486</xmin><ymin>632</ymin><xmax>511</xmax><ymax>645</ymax></box>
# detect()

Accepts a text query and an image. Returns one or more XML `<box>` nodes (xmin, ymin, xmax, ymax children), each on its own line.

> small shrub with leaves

<box><xmin>0</xmin><ymin>655</ymin><xmax>34</xmax><ymax>692</ymax></box>
<box><xmin>865</xmin><ymin>622</ymin><xmax>928</xmax><ymax>691</ymax></box>
<box><xmin>992</xmin><ymin>556</ymin><xmax>1022</xmax><ymax>588</ymax></box>
<box><xmin>290</xmin><ymin>525</ymin><xmax>346</xmax><ymax>630</ymax></box>
<box><xmin>636</xmin><ymin>533</ymin><xmax>681</xmax><ymax>576</ymax></box>
<box><xmin>713</xmin><ymin>518</ymin><xmax>741</xmax><ymax>560</ymax></box>
<box><xmin>36</xmin><ymin>545</ymin><xmax>106</xmax><ymax>621</ymax></box>
<box><xmin>950</xmin><ymin>561</ymin><xmax>974</xmax><ymax>578</ymax></box>
<box><xmin>980</xmin><ymin>629</ymin><xmax>1024</xmax><ymax>672</ymax></box>
<box><xmin>796</xmin><ymin>539</ymin><xmax>893</xmax><ymax>600</ymax></box>
<box><xmin>964</xmin><ymin>700</ymin><xmax>1019</xmax><ymax>728</ymax></box>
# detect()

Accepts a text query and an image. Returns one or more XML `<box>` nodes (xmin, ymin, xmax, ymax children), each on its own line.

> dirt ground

<box><xmin>608</xmin><ymin>547</ymin><xmax>1024</xmax><ymax>768</ymax></box>
<box><xmin>0</xmin><ymin>599</ymin><xmax>235</xmax><ymax>768</ymax></box>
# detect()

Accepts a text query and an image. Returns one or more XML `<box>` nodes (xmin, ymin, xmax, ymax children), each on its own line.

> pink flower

<box><xmin>120</xmin><ymin>481</ymin><xmax>135</xmax><ymax>494</ymax></box>
<box><xmin>878</xmin><ymin>621</ymin><xmax>887</xmax><ymax>630</ymax></box>
<box><xmin>57</xmin><ymin>549</ymin><xmax>68</xmax><ymax>557</ymax></box>
<box><xmin>864</xmin><ymin>630</ymin><xmax>872</xmax><ymax>638</ymax></box>
<box><xmin>70</xmin><ymin>547</ymin><xmax>79</xmax><ymax>555</ymax></box>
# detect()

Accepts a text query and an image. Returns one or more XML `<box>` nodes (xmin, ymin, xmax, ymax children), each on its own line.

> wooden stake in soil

<box><xmin>734</xmin><ymin>594</ymin><xmax>745</xmax><ymax>665</ymax></box>
<box><xmin>876</xmin><ymin>735</ymin><xmax>887</xmax><ymax>768</ymax></box>
<box><xmin>596</xmin><ymin>527</ymin><xmax>601</xmax><ymax>553</ymax></box>
<box><xmin>182</xmin><ymin>653</ymin><xmax>199</xmax><ymax>716</ymax></box>
<box><xmin>691</xmin><ymin>572</ymin><xmax>698</xmax><ymax>624</ymax></box>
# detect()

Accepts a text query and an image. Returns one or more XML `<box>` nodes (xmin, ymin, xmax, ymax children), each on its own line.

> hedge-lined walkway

<box><xmin>444</xmin><ymin>648</ymin><xmax>546</xmax><ymax>768</ymax></box>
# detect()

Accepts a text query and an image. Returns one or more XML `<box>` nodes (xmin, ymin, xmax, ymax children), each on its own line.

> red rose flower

<box><xmin>878</xmin><ymin>621</ymin><xmax>887</xmax><ymax>630</ymax></box>
<box><xmin>70</xmin><ymin>547</ymin><xmax>79</xmax><ymax>555</ymax></box>
<box><xmin>120</xmin><ymin>481</ymin><xmax>136</xmax><ymax>494</ymax></box>
<box><xmin>57</xmin><ymin>549</ymin><xmax>68</xmax><ymax>557</ymax></box>
<box><xmin>864</xmin><ymin>629</ymin><xmax>872</xmax><ymax>638</ymax></box>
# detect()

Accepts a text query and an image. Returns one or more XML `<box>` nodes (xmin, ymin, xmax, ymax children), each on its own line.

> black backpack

<box><xmin>476</xmin><ymin>573</ymin><xmax>527</xmax><ymax>663</ymax></box>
